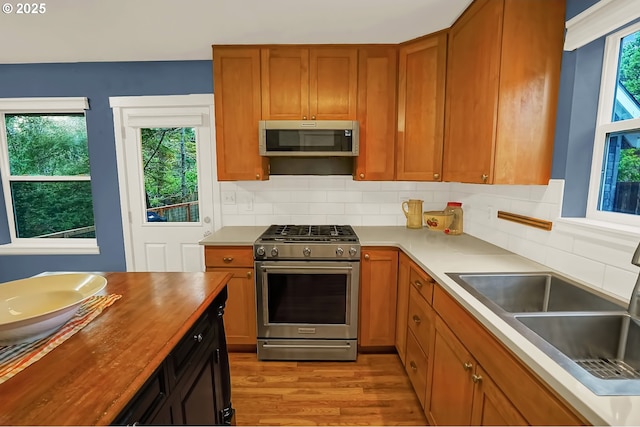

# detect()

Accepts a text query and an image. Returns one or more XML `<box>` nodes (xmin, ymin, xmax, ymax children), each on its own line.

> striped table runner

<box><xmin>0</xmin><ymin>294</ymin><xmax>122</xmax><ymax>385</ymax></box>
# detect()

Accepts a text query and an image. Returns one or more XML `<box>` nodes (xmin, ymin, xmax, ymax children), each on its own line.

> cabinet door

<box><xmin>359</xmin><ymin>248</ymin><xmax>398</xmax><ymax>348</ymax></box>
<box><xmin>471</xmin><ymin>365</ymin><xmax>527</xmax><ymax>426</ymax></box>
<box><xmin>427</xmin><ymin>315</ymin><xmax>475</xmax><ymax>426</ymax></box>
<box><xmin>208</xmin><ymin>268</ymin><xmax>256</xmax><ymax>347</ymax></box>
<box><xmin>396</xmin><ymin>33</ymin><xmax>447</xmax><ymax>181</ymax></box>
<box><xmin>395</xmin><ymin>252</ymin><xmax>411</xmax><ymax>364</ymax></box>
<box><xmin>261</xmin><ymin>48</ymin><xmax>309</xmax><ymax>120</ymax></box>
<box><xmin>213</xmin><ymin>46</ymin><xmax>268</xmax><ymax>181</ymax></box>
<box><xmin>442</xmin><ymin>0</ymin><xmax>503</xmax><ymax>184</ymax></box>
<box><xmin>177</xmin><ymin>356</ymin><xmax>218</xmax><ymax>425</ymax></box>
<box><xmin>309</xmin><ymin>48</ymin><xmax>358</xmax><ymax>120</ymax></box>
<box><xmin>355</xmin><ymin>46</ymin><xmax>397</xmax><ymax>181</ymax></box>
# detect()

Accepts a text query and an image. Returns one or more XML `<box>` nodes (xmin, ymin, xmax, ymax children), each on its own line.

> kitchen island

<box><xmin>0</xmin><ymin>271</ymin><xmax>233</xmax><ymax>426</ymax></box>
<box><xmin>200</xmin><ymin>226</ymin><xmax>640</xmax><ymax>426</ymax></box>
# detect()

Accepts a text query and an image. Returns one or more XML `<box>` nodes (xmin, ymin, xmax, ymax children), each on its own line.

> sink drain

<box><xmin>575</xmin><ymin>358</ymin><xmax>640</xmax><ymax>380</ymax></box>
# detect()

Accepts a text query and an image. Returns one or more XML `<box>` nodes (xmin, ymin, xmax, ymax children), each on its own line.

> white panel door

<box><xmin>111</xmin><ymin>95</ymin><xmax>220</xmax><ymax>272</ymax></box>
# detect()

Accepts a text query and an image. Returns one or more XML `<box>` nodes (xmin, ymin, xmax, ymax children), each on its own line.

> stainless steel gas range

<box><xmin>254</xmin><ymin>225</ymin><xmax>360</xmax><ymax>361</ymax></box>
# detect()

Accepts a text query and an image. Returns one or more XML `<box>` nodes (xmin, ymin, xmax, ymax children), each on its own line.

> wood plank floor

<box><xmin>229</xmin><ymin>352</ymin><xmax>428</xmax><ymax>426</ymax></box>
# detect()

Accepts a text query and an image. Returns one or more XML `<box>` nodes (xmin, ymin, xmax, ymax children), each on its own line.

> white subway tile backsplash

<box><xmin>218</xmin><ymin>177</ymin><xmax>634</xmax><ymax>298</ymax></box>
<box><xmin>345</xmin><ymin>180</ymin><xmax>382</xmax><ymax>191</ymax></box>
<box><xmin>273</xmin><ymin>203</ymin><xmax>309</xmax><ymax>215</ymax></box>
<box><xmin>602</xmin><ymin>265</ymin><xmax>637</xmax><ymax>301</ymax></box>
<box><xmin>361</xmin><ymin>215</ymin><xmax>398</xmax><ymax>226</ymax></box>
<box><xmin>310</xmin><ymin>203</ymin><xmax>345</xmax><ymax>215</ymax></box>
<box><xmin>289</xmin><ymin>190</ymin><xmax>328</xmax><ymax>203</ymax></box>
<box><xmin>362</xmin><ymin>191</ymin><xmax>398</xmax><ymax>203</ymax></box>
<box><xmin>544</xmin><ymin>247</ymin><xmax>606</xmax><ymax>288</ymax></box>
<box><xmin>328</xmin><ymin>191</ymin><xmax>362</xmax><ymax>203</ymax></box>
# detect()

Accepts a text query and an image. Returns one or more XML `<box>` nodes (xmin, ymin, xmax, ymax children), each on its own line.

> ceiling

<box><xmin>0</xmin><ymin>0</ymin><xmax>473</xmax><ymax>64</ymax></box>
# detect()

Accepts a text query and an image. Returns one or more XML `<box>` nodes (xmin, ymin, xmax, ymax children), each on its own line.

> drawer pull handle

<box><xmin>414</xmin><ymin>280</ymin><xmax>423</xmax><ymax>289</ymax></box>
<box><xmin>463</xmin><ymin>362</ymin><xmax>473</xmax><ymax>371</ymax></box>
<box><xmin>194</xmin><ymin>333</ymin><xmax>203</xmax><ymax>343</ymax></box>
<box><xmin>247</xmin><ymin>271</ymin><xmax>252</xmax><ymax>278</ymax></box>
<box><xmin>472</xmin><ymin>374</ymin><xmax>483</xmax><ymax>384</ymax></box>
<box><xmin>410</xmin><ymin>361</ymin><xmax>417</xmax><ymax>371</ymax></box>
<box><xmin>412</xmin><ymin>315</ymin><xmax>421</xmax><ymax>324</ymax></box>
<box><xmin>223</xmin><ymin>257</ymin><xmax>234</xmax><ymax>263</ymax></box>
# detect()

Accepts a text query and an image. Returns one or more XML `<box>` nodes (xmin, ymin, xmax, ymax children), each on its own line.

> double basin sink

<box><xmin>447</xmin><ymin>272</ymin><xmax>639</xmax><ymax>396</ymax></box>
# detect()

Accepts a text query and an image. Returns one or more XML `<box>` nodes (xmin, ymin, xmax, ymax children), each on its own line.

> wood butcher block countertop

<box><xmin>0</xmin><ymin>271</ymin><xmax>232</xmax><ymax>426</ymax></box>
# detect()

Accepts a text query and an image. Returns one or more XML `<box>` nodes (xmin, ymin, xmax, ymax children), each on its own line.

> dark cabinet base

<box><xmin>114</xmin><ymin>287</ymin><xmax>234</xmax><ymax>426</ymax></box>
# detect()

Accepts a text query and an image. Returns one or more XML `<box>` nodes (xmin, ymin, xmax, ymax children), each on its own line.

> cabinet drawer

<box><xmin>410</xmin><ymin>266</ymin><xmax>434</xmax><ymax>303</ymax></box>
<box><xmin>170</xmin><ymin>308</ymin><xmax>215</xmax><ymax>381</ymax></box>
<box><xmin>408</xmin><ymin>286</ymin><xmax>431</xmax><ymax>353</ymax></box>
<box><xmin>113</xmin><ymin>366</ymin><xmax>168</xmax><ymax>425</ymax></box>
<box><xmin>205</xmin><ymin>246</ymin><xmax>253</xmax><ymax>268</ymax></box>
<box><xmin>405</xmin><ymin>329</ymin><xmax>427</xmax><ymax>409</ymax></box>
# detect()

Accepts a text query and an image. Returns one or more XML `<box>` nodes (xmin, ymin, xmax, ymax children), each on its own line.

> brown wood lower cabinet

<box><xmin>205</xmin><ymin>246</ymin><xmax>256</xmax><ymax>349</ymax></box>
<box><xmin>359</xmin><ymin>247</ymin><xmax>398</xmax><ymax>349</ymax></box>
<box><xmin>395</xmin><ymin>250</ymin><xmax>587</xmax><ymax>426</ymax></box>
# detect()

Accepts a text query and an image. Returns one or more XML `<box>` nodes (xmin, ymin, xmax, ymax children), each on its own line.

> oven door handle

<box><xmin>259</xmin><ymin>265</ymin><xmax>352</xmax><ymax>272</ymax></box>
<box><xmin>261</xmin><ymin>343</ymin><xmax>352</xmax><ymax>349</ymax></box>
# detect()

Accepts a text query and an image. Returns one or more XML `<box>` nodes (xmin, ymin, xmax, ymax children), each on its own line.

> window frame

<box><xmin>586</xmin><ymin>21</ymin><xmax>640</xmax><ymax>227</ymax></box>
<box><xmin>0</xmin><ymin>97</ymin><xmax>99</xmax><ymax>254</ymax></box>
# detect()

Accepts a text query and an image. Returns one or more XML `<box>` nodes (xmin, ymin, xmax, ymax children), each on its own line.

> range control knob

<box><xmin>303</xmin><ymin>247</ymin><xmax>312</xmax><ymax>257</ymax></box>
<box><xmin>336</xmin><ymin>247</ymin><xmax>344</xmax><ymax>257</ymax></box>
<box><xmin>270</xmin><ymin>247</ymin><xmax>279</xmax><ymax>257</ymax></box>
<box><xmin>256</xmin><ymin>246</ymin><xmax>266</xmax><ymax>256</ymax></box>
<box><xmin>349</xmin><ymin>247</ymin><xmax>358</xmax><ymax>257</ymax></box>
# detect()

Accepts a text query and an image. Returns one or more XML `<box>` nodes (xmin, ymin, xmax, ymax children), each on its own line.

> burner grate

<box><xmin>259</xmin><ymin>224</ymin><xmax>357</xmax><ymax>242</ymax></box>
<box><xmin>575</xmin><ymin>358</ymin><xmax>640</xmax><ymax>380</ymax></box>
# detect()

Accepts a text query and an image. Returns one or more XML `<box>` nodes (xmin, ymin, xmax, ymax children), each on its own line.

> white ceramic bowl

<box><xmin>0</xmin><ymin>273</ymin><xmax>107</xmax><ymax>345</ymax></box>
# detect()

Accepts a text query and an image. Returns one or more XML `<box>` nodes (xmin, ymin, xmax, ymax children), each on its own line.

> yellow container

<box><xmin>423</xmin><ymin>210</ymin><xmax>454</xmax><ymax>231</ymax></box>
<box><xmin>402</xmin><ymin>199</ymin><xmax>424</xmax><ymax>229</ymax></box>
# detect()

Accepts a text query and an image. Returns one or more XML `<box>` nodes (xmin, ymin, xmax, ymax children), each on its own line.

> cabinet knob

<box><xmin>412</xmin><ymin>315</ymin><xmax>421</xmax><ymax>324</ymax></box>
<box><xmin>303</xmin><ymin>115</ymin><xmax>307</xmax><ymax>120</ymax></box>
<box><xmin>409</xmin><ymin>361</ymin><xmax>418</xmax><ymax>371</ymax></box>
<box><xmin>414</xmin><ymin>280</ymin><xmax>423</xmax><ymax>289</ymax></box>
<box><xmin>481</xmin><ymin>174</ymin><xmax>489</xmax><ymax>183</ymax></box>
<box><xmin>359</xmin><ymin>173</ymin><xmax>365</xmax><ymax>179</ymax></box>
<box><xmin>463</xmin><ymin>362</ymin><xmax>473</xmax><ymax>371</ymax></box>
<box><xmin>311</xmin><ymin>115</ymin><xmax>316</xmax><ymax>120</ymax></box>
<box><xmin>433</xmin><ymin>173</ymin><xmax>440</xmax><ymax>180</ymax></box>
<box><xmin>364</xmin><ymin>254</ymin><xmax>370</xmax><ymax>260</ymax></box>
<box><xmin>223</xmin><ymin>257</ymin><xmax>234</xmax><ymax>263</ymax></box>
<box><xmin>194</xmin><ymin>333</ymin><xmax>203</xmax><ymax>343</ymax></box>
<box><xmin>472</xmin><ymin>374</ymin><xmax>483</xmax><ymax>384</ymax></box>
<box><xmin>247</xmin><ymin>271</ymin><xmax>252</xmax><ymax>279</ymax></box>
<box><xmin>256</xmin><ymin>173</ymin><xmax>261</xmax><ymax>180</ymax></box>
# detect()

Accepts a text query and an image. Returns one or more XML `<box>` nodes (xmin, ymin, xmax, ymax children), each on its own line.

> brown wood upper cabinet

<box><xmin>442</xmin><ymin>0</ymin><xmax>565</xmax><ymax>184</ymax></box>
<box><xmin>355</xmin><ymin>46</ymin><xmax>398</xmax><ymax>181</ymax></box>
<box><xmin>213</xmin><ymin>46</ymin><xmax>269</xmax><ymax>181</ymax></box>
<box><xmin>261</xmin><ymin>47</ymin><xmax>358</xmax><ymax>121</ymax></box>
<box><xmin>396</xmin><ymin>33</ymin><xmax>447</xmax><ymax>181</ymax></box>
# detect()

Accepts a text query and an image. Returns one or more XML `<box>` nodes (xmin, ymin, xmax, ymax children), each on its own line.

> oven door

<box><xmin>255</xmin><ymin>260</ymin><xmax>359</xmax><ymax>340</ymax></box>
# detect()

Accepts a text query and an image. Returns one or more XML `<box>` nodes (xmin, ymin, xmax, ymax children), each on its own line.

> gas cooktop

<box><xmin>257</xmin><ymin>224</ymin><xmax>358</xmax><ymax>243</ymax></box>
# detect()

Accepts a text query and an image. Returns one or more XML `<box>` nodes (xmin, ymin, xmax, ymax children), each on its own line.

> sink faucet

<box><xmin>629</xmin><ymin>241</ymin><xmax>640</xmax><ymax>317</ymax></box>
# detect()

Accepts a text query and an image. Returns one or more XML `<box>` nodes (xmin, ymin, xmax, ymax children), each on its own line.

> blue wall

<box><xmin>0</xmin><ymin>61</ymin><xmax>213</xmax><ymax>281</ymax></box>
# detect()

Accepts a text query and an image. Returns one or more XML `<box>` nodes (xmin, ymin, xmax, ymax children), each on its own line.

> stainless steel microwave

<box><xmin>259</xmin><ymin>120</ymin><xmax>359</xmax><ymax>157</ymax></box>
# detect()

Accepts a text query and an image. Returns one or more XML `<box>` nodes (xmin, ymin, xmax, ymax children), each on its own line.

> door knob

<box><xmin>364</xmin><ymin>254</ymin><xmax>370</xmax><ymax>260</ymax></box>
<box><xmin>481</xmin><ymin>174</ymin><xmax>489</xmax><ymax>183</ymax></box>
<box><xmin>472</xmin><ymin>374</ymin><xmax>483</xmax><ymax>383</ymax></box>
<box><xmin>433</xmin><ymin>173</ymin><xmax>440</xmax><ymax>180</ymax></box>
<box><xmin>359</xmin><ymin>173</ymin><xmax>365</xmax><ymax>179</ymax></box>
<box><xmin>463</xmin><ymin>362</ymin><xmax>473</xmax><ymax>371</ymax></box>
<box><xmin>412</xmin><ymin>315</ymin><xmax>421</xmax><ymax>324</ymax></box>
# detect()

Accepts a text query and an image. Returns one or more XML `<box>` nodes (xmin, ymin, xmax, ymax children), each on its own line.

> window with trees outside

<box><xmin>588</xmin><ymin>22</ymin><xmax>640</xmax><ymax>226</ymax></box>
<box><xmin>0</xmin><ymin>98</ymin><xmax>96</xmax><ymax>250</ymax></box>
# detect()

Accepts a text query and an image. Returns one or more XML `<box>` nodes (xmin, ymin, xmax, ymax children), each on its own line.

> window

<box><xmin>587</xmin><ymin>22</ymin><xmax>640</xmax><ymax>226</ymax></box>
<box><xmin>0</xmin><ymin>98</ymin><xmax>97</xmax><ymax>252</ymax></box>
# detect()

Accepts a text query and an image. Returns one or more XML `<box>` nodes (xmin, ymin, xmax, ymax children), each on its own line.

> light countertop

<box><xmin>200</xmin><ymin>226</ymin><xmax>637</xmax><ymax>426</ymax></box>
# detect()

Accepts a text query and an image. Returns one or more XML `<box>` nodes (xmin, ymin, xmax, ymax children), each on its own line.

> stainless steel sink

<box><xmin>446</xmin><ymin>271</ymin><xmax>639</xmax><ymax>395</ymax></box>
<box><xmin>447</xmin><ymin>272</ymin><xmax>624</xmax><ymax>313</ymax></box>
<box><xmin>515</xmin><ymin>313</ymin><xmax>640</xmax><ymax>395</ymax></box>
